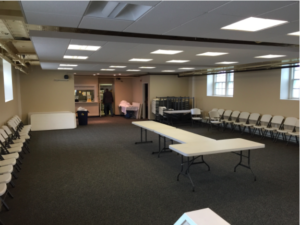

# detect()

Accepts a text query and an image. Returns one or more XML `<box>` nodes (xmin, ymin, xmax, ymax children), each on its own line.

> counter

<box><xmin>75</xmin><ymin>101</ymin><xmax>99</xmax><ymax>116</ymax></box>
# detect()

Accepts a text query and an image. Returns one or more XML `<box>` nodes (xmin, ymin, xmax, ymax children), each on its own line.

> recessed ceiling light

<box><xmin>129</xmin><ymin>58</ymin><xmax>153</xmax><ymax>62</ymax></box>
<box><xmin>255</xmin><ymin>54</ymin><xmax>286</xmax><ymax>58</ymax></box>
<box><xmin>118</xmin><ymin>73</ymin><xmax>121</xmax><ymax>75</ymax></box>
<box><xmin>139</xmin><ymin>67</ymin><xmax>156</xmax><ymax>69</ymax></box>
<box><xmin>110</xmin><ymin>65</ymin><xmax>127</xmax><ymax>68</ymax></box>
<box><xmin>197</xmin><ymin>52</ymin><xmax>228</xmax><ymax>56</ymax></box>
<box><xmin>162</xmin><ymin>70</ymin><xmax>175</xmax><ymax>72</ymax></box>
<box><xmin>101</xmin><ymin>69</ymin><xmax>115</xmax><ymax>71</ymax></box>
<box><xmin>74</xmin><ymin>73</ymin><xmax>76</xmax><ymax>74</ymax></box>
<box><xmin>127</xmin><ymin>69</ymin><xmax>141</xmax><ymax>71</ymax></box>
<box><xmin>166</xmin><ymin>60</ymin><xmax>190</xmax><ymax>63</ymax></box>
<box><xmin>179</xmin><ymin>68</ymin><xmax>195</xmax><ymax>70</ymax></box>
<box><xmin>221</xmin><ymin>17</ymin><xmax>288</xmax><ymax>32</ymax></box>
<box><xmin>64</xmin><ymin>55</ymin><xmax>88</xmax><ymax>59</ymax></box>
<box><xmin>59</xmin><ymin>64</ymin><xmax>78</xmax><ymax>67</ymax></box>
<box><xmin>215</xmin><ymin>62</ymin><xmax>238</xmax><ymax>64</ymax></box>
<box><xmin>58</xmin><ymin>68</ymin><xmax>73</xmax><ymax>70</ymax></box>
<box><xmin>287</xmin><ymin>31</ymin><xmax>300</xmax><ymax>36</ymax></box>
<box><xmin>151</xmin><ymin>49</ymin><xmax>183</xmax><ymax>55</ymax></box>
<box><xmin>68</xmin><ymin>45</ymin><xmax>100</xmax><ymax>51</ymax></box>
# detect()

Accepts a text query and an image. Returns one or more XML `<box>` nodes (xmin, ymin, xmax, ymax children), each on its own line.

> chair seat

<box><xmin>243</xmin><ymin>124</ymin><xmax>254</xmax><ymax>127</ymax></box>
<box><xmin>2</xmin><ymin>153</ymin><xmax>19</xmax><ymax>160</ymax></box>
<box><xmin>0</xmin><ymin>183</ymin><xmax>7</xmax><ymax>196</ymax></box>
<box><xmin>211</xmin><ymin>121</ymin><xmax>222</xmax><ymax>124</ymax></box>
<box><xmin>7</xmin><ymin>146</ymin><xmax>22</xmax><ymax>153</ymax></box>
<box><xmin>20</xmin><ymin>135</ymin><xmax>30</xmax><ymax>140</ymax></box>
<box><xmin>9</xmin><ymin>143</ymin><xmax>23</xmax><ymax>148</ymax></box>
<box><xmin>0</xmin><ymin>165</ymin><xmax>13</xmax><ymax>175</ymax></box>
<box><xmin>253</xmin><ymin>125</ymin><xmax>267</xmax><ymax>129</ymax></box>
<box><xmin>234</xmin><ymin>122</ymin><xmax>245</xmax><ymax>125</ymax></box>
<box><xmin>0</xmin><ymin>174</ymin><xmax>11</xmax><ymax>184</ymax></box>
<box><xmin>192</xmin><ymin>118</ymin><xmax>202</xmax><ymax>120</ymax></box>
<box><xmin>276</xmin><ymin>129</ymin><xmax>293</xmax><ymax>134</ymax></box>
<box><xmin>12</xmin><ymin>138</ymin><xmax>26</xmax><ymax>144</ymax></box>
<box><xmin>264</xmin><ymin>127</ymin><xmax>278</xmax><ymax>131</ymax></box>
<box><xmin>0</xmin><ymin>159</ymin><xmax>16</xmax><ymax>167</ymax></box>
<box><xmin>287</xmin><ymin>132</ymin><xmax>299</xmax><ymax>136</ymax></box>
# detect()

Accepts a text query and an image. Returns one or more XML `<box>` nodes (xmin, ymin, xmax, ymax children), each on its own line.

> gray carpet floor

<box><xmin>1</xmin><ymin>116</ymin><xmax>299</xmax><ymax>225</ymax></box>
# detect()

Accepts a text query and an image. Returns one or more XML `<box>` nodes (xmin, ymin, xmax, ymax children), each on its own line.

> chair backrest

<box><xmin>270</xmin><ymin>115</ymin><xmax>284</xmax><ymax>128</ymax></box>
<box><xmin>0</xmin><ymin>134</ymin><xmax>5</xmax><ymax>143</ymax></box>
<box><xmin>217</xmin><ymin>109</ymin><xmax>225</xmax><ymax>117</ymax></box>
<box><xmin>295</xmin><ymin>119</ymin><xmax>299</xmax><ymax>132</ymax></box>
<box><xmin>209</xmin><ymin>111</ymin><xmax>219</xmax><ymax>120</ymax></box>
<box><xmin>239</xmin><ymin>112</ymin><xmax>250</xmax><ymax>122</ymax></box>
<box><xmin>248</xmin><ymin>113</ymin><xmax>260</xmax><ymax>125</ymax></box>
<box><xmin>191</xmin><ymin>108</ymin><xmax>201</xmax><ymax>115</ymax></box>
<box><xmin>231</xmin><ymin>111</ymin><xmax>240</xmax><ymax>121</ymax></box>
<box><xmin>212</xmin><ymin>108</ymin><xmax>218</xmax><ymax>112</ymax></box>
<box><xmin>0</xmin><ymin>129</ymin><xmax>8</xmax><ymax>139</ymax></box>
<box><xmin>159</xmin><ymin>106</ymin><xmax>166</xmax><ymax>116</ymax></box>
<box><xmin>223</xmin><ymin>110</ymin><xmax>232</xmax><ymax>120</ymax></box>
<box><xmin>282</xmin><ymin>117</ymin><xmax>298</xmax><ymax>130</ymax></box>
<box><xmin>2</xmin><ymin>126</ymin><xmax>12</xmax><ymax>135</ymax></box>
<box><xmin>259</xmin><ymin>114</ymin><xmax>272</xmax><ymax>126</ymax></box>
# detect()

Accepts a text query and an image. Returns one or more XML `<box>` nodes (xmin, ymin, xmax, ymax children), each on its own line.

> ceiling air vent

<box><xmin>85</xmin><ymin>1</ymin><xmax>152</xmax><ymax>21</ymax></box>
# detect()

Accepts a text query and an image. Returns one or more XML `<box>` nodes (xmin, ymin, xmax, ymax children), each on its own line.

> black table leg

<box><xmin>135</xmin><ymin>128</ymin><xmax>153</xmax><ymax>144</ymax></box>
<box><xmin>177</xmin><ymin>155</ymin><xmax>210</xmax><ymax>192</ymax></box>
<box><xmin>152</xmin><ymin>135</ymin><xmax>172</xmax><ymax>157</ymax></box>
<box><xmin>233</xmin><ymin>150</ymin><xmax>256</xmax><ymax>181</ymax></box>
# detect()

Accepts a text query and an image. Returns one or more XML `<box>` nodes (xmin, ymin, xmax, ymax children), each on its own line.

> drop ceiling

<box><xmin>18</xmin><ymin>1</ymin><xmax>299</xmax><ymax>75</ymax></box>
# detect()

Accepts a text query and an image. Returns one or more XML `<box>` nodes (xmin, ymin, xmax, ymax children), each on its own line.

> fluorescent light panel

<box><xmin>215</xmin><ymin>62</ymin><xmax>238</xmax><ymax>64</ymax></box>
<box><xmin>221</xmin><ymin>17</ymin><xmax>288</xmax><ymax>32</ymax></box>
<box><xmin>129</xmin><ymin>58</ymin><xmax>152</xmax><ymax>62</ymax></box>
<box><xmin>179</xmin><ymin>68</ymin><xmax>195</xmax><ymax>70</ymax></box>
<box><xmin>197</xmin><ymin>52</ymin><xmax>228</xmax><ymax>56</ymax></box>
<box><xmin>151</xmin><ymin>49</ymin><xmax>183</xmax><ymax>55</ymax></box>
<box><xmin>68</xmin><ymin>45</ymin><xmax>100</xmax><ymax>51</ymax></box>
<box><xmin>162</xmin><ymin>70</ymin><xmax>175</xmax><ymax>72</ymax></box>
<box><xmin>127</xmin><ymin>69</ymin><xmax>140</xmax><ymax>71</ymax></box>
<box><xmin>58</xmin><ymin>68</ymin><xmax>73</xmax><ymax>70</ymax></box>
<box><xmin>110</xmin><ymin>65</ymin><xmax>127</xmax><ymax>68</ymax></box>
<box><xmin>139</xmin><ymin>67</ymin><xmax>155</xmax><ymax>69</ymax></box>
<box><xmin>59</xmin><ymin>64</ymin><xmax>77</xmax><ymax>67</ymax></box>
<box><xmin>288</xmin><ymin>31</ymin><xmax>300</xmax><ymax>36</ymax></box>
<box><xmin>167</xmin><ymin>60</ymin><xmax>189</xmax><ymax>63</ymax></box>
<box><xmin>255</xmin><ymin>54</ymin><xmax>286</xmax><ymax>58</ymax></box>
<box><xmin>64</xmin><ymin>55</ymin><xmax>88</xmax><ymax>59</ymax></box>
<box><xmin>101</xmin><ymin>69</ymin><xmax>115</xmax><ymax>71</ymax></box>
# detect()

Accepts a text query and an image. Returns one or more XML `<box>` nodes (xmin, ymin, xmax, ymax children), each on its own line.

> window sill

<box><xmin>207</xmin><ymin>95</ymin><xmax>233</xmax><ymax>98</ymax></box>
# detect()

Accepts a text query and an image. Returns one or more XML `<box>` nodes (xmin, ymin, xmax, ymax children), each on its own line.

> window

<box><xmin>2</xmin><ymin>59</ymin><xmax>13</xmax><ymax>102</ymax></box>
<box><xmin>207</xmin><ymin>72</ymin><xmax>234</xmax><ymax>97</ymax></box>
<box><xmin>280</xmin><ymin>65</ymin><xmax>299</xmax><ymax>100</ymax></box>
<box><xmin>289</xmin><ymin>66</ymin><xmax>299</xmax><ymax>99</ymax></box>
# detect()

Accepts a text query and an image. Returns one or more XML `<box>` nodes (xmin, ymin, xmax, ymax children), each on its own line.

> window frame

<box><xmin>212</xmin><ymin>72</ymin><xmax>234</xmax><ymax>97</ymax></box>
<box><xmin>288</xmin><ymin>66</ymin><xmax>299</xmax><ymax>100</ymax></box>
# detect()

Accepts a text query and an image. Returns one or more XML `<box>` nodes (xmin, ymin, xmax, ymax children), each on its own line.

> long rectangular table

<box><xmin>164</xmin><ymin>110</ymin><xmax>191</xmax><ymax>124</ymax></box>
<box><xmin>169</xmin><ymin>138</ymin><xmax>265</xmax><ymax>191</ymax></box>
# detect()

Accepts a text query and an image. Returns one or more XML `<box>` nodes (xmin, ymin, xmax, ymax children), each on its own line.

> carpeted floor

<box><xmin>1</xmin><ymin>116</ymin><xmax>299</xmax><ymax>225</ymax></box>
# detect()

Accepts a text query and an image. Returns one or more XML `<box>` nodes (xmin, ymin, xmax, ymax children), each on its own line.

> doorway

<box><xmin>99</xmin><ymin>84</ymin><xmax>114</xmax><ymax>117</ymax></box>
<box><xmin>143</xmin><ymin>83</ymin><xmax>148</xmax><ymax>119</ymax></box>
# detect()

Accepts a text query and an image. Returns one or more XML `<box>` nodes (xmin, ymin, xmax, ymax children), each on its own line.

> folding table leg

<box><xmin>233</xmin><ymin>150</ymin><xmax>256</xmax><ymax>181</ymax></box>
<box><xmin>135</xmin><ymin>128</ymin><xmax>153</xmax><ymax>144</ymax></box>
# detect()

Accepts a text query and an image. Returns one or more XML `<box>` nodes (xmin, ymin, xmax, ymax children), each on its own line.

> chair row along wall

<box><xmin>0</xmin><ymin>65</ymin><xmax>298</xmax><ymax>125</ymax></box>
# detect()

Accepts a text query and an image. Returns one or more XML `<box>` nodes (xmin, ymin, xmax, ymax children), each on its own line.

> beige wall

<box><xmin>191</xmin><ymin>69</ymin><xmax>299</xmax><ymax>118</ymax></box>
<box><xmin>149</xmin><ymin>75</ymin><xmax>190</xmax><ymax>119</ymax></box>
<box><xmin>114</xmin><ymin>78</ymin><xmax>133</xmax><ymax>114</ymax></box>
<box><xmin>20</xmin><ymin>66</ymin><xmax>75</xmax><ymax>122</ymax></box>
<box><xmin>0</xmin><ymin>60</ymin><xmax>21</xmax><ymax>125</ymax></box>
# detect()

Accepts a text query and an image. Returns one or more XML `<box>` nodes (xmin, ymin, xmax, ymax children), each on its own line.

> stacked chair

<box><xmin>0</xmin><ymin>115</ymin><xmax>31</xmax><ymax>214</ymax></box>
<box><xmin>191</xmin><ymin>108</ymin><xmax>202</xmax><ymax>126</ymax></box>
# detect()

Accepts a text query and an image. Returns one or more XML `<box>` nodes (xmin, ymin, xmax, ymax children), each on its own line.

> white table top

<box><xmin>164</xmin><ymin>110</ymin><xmax>191</xmax><ymax>114</ymax></box>
<box><xmin>132</xmin><ymin>121</ymin><xmax>176</xmax><ymax>132</ymax></box>
<box><xmin>174</xmin><ymin>208</ymin><xmax>230</xmax><ymax>225</ymax></box>
<box><xmin>169</xmin><ymin>138</ymin><xmax>265</xmax><ymax>157</ymax></box>
<box><xmin>154</xmin><ymin>129</ymin><xmax>215</xmax><ymax>144</ymax></box>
